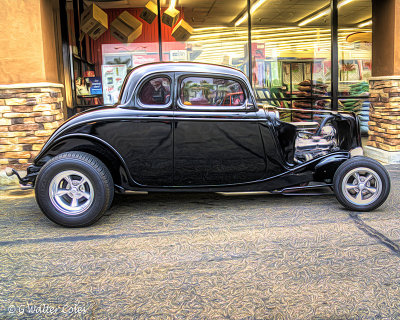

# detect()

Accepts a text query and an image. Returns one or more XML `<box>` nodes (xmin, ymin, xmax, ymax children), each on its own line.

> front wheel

<box><xmin>333</xmin><ymin>156</ymin><xmax>390</xmax><ymax>211</ymax></box>
<box><xmin>35</xmin><ymin>151</ymin><xmax>114</xmax><ymax>227</ymax></box>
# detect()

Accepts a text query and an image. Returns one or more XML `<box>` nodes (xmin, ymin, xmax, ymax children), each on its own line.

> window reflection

<box><xmin>139</xmin><ymin>77</ymin><xmax>171</xmax><ymax>105</ymax></box>
<box><xmin>180</xmin><ymin>77</ymin><xmax>245</xmax><ymax>107</ymax></box>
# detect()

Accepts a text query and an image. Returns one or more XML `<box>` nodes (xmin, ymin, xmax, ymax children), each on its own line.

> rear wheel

<box><xmin>333</xmin><ymin>157</ymin><xmax>390</xmax><ymax>211</ymax></box>
<box><xmin>35</xmin><ymin>151</ymin><xmax>114</xmax><ymax>227</ymax></box>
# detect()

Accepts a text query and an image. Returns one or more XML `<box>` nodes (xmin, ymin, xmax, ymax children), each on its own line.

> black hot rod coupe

<box><xmin>6</xmin><ymin>62</ymin><xmax>390</xmax><ymax>227</ymax></box>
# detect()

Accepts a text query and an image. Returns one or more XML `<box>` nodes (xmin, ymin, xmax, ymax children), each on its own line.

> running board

<box><xmin>272</xmin><ymin>184</ymin><xmax>334</xmax><ymax>196</ymax></box>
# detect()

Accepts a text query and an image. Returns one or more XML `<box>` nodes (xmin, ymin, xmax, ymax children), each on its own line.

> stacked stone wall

<box><xmin>368</xmin><ymin>79</ymin><xmax>400</xmax><ymax>152</ymax></box>
<box><xmin>0</xmin><ymin>85</ymin><xmax>64</xmax><ymax>169</ymax></box>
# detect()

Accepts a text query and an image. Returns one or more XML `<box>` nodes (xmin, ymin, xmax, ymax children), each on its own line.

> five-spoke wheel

<box><xmin>35</xmin><ymin>151</ymin><xmax>114</xmax><ymax>227</ymax></box>
<box><xmin>341</xmin><ymin>167</ymin><xmax>382</xmax><ymax>206</ymax></box>
<box><xmin>333</xmin><ymin>157</ymin><xmax>390</xmax><ymax>211</ymax></box>
<box><xmin>49</xmin><ymin>170</ymin><xmax>94</xmax><ymax>215</ymax></box>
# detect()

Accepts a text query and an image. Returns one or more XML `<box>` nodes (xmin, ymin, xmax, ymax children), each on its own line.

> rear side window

<box><xmin>139</xmin><ymin>77</ymin><xmax>171</xmax><ymax>106</ymax></box>
<box><xmin>180</xmin><ymin>77</ymin><xmax>245</xmax><ymax>107</ymax></box>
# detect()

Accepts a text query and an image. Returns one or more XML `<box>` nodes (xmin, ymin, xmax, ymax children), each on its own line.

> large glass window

<box><xmin>250</xmin><ymin>1</ymin><xmax>332</xmax><ymax>123</ymax></box>
<box><xmin>66</xmin><ymin>1</ymin><xmax>250</xmax><ymax>110</ymax></box>
<box><xmin>64</xmin><ymin>0</ymin><xmax>372</xmax><ymax>125</ymax></box>
<box><xmin>66</xmin><ymin>2</ymin><xmax>162</xmax><ymax>109</ymax></box>
<box><xmin>161</xmin><ymin>1</ymin><xmax>250</xmax><ymax>76</ymax></box>
<box><xmin>338</xmin><ymin>0</ymin><xmax>372</xmax><ymax>136</ymax></box>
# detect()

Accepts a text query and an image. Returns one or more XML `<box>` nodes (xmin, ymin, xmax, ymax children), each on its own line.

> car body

<box><xmin>7</xmin><ymin>62</ymin><xmax>391</xmax><ymax>227</ymax></box>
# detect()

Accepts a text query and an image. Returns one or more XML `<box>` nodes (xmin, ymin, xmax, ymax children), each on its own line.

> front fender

<box><xmin>314</xmin><ymin>153</ymin><xmax>351</xmax><ymax>182</ymax></box>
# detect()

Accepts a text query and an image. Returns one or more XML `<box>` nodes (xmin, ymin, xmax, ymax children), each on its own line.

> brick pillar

<box><xmin>365</xmin><ymin>77</ymin><xmax>400</xmax><ymax>163</ymax></box>
<box><xmin>364</xmin><ymin>0</ymin><xmax>400</xmax><ymax>163</ymax></box>
<box><xmin>0</xmin><ymin>83</ymin><xmax>65</xmax><ymax>170</ymax></box>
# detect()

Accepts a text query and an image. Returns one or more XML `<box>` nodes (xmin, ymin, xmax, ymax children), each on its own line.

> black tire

<box><xmin>35</xmin><ymin>151</ymin><xmax>114</xmax><ymax>227</ymax></box>
<box><xmin>333</xmin><ymin>156</ymin><xmax>390</xmax><ymax>211</ymax></box>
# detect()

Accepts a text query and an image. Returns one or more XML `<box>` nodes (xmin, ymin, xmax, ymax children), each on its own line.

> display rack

<box><xmin>72</xmin><ymin>54</ymin><xmax>103</xmax><ymax>114</ymax></box>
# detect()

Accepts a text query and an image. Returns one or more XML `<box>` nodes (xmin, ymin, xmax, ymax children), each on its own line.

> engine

<box><xmin>294</xmin><ymin>125</ymin><xmax>339</xmax><ymax>163</ymax></box>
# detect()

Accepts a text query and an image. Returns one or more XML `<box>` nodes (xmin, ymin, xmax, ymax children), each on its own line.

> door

<box><xmin>173</xmin><ymin>75</ymin><xmax>267</xmax><ymax>186</ymax></box>
<box><xmin>114</xmin><ymin>75</ymin><xmax>174</xmax><ymax>186</ymax></box>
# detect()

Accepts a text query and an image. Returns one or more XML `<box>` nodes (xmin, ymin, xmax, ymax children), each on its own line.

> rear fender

<box><xmin>34</xmin><ymin>134</ymin><xmax>131</xmax><ymax>187</ymax></box>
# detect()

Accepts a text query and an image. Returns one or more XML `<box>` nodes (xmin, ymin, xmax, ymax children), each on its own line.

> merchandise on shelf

<box><xmin>339</xmin><ymin>81</ymin><xmax>370</xmax><ymax>135</ymax></box>
<box><xmin>292</xmin><ymin>79</ymin><xmax>328</xmax><ymax>122</ymax></box>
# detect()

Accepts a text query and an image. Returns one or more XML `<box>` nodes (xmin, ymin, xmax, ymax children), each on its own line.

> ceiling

<box><xmin>80</xmin><ymin>0</ymin><xmax>372</xmax><ymax>66</ymax></box>
<box><xmin>86</xmin><ymin>0</ymin><xmax>371</xmax><ymax>28</ymax></box>
<box><xmin>250</xmin><ymin>0</ymin><xmax>371</xmax><ymax>27</ymax></box>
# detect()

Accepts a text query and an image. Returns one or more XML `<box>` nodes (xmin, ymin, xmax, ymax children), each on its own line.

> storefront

<box><xmin>62</xmin><ymin>0</ymin><xmax>371</xmax><ymax>133</ymax></box>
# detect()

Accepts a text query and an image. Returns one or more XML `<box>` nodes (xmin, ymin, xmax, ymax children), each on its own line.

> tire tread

<box><xmin>35</xmin><ymin>151</ymin><xmax>114</xmax><ymax>227</ymax></box>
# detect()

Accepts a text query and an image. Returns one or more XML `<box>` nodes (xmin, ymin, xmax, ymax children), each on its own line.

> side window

<box><xmin>180</xmin><ymin>77</ymin><xmax>245</xmax><ymax>107</ymax></box>
<box><xmin>138</xmin><ymin>77</ymin><xmax>171</xmax><ymax>106</ymax></box>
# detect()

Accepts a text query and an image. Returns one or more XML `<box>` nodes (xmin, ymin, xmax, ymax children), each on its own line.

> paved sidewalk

<box><xmin>0</xmin><ymin>166</ymin><xmax>399</xmax><ymax>319</ymax></box>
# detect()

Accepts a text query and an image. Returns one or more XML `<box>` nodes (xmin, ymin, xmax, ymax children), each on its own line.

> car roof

<box><xmin>132</xmin><ymin>61</ymin><xmax>247</xmax><ymax>77</ymax></box>
<box><xmin>119</xmin><ymin>62</ymin><xmax>254</xmax><ymax>105</ymax></box>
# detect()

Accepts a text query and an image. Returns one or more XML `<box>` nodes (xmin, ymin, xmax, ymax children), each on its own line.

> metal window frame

<box><xmin>175</xmin><ymin>73</ymin><xmax>250</xmax><ymax>112</ymax></box>
<box><xmin>59</xmin><ymin>0</ymin><xmax>75</xmax><ymax>116</ymax></box>
<box><xmin>157</xmin><ymin>0</ymin><xmax>163</xmax><ymax>61</ymax></box>
<box><xmin>247</xmin><ymin>0</ymin><xmax>252</xmax><ymax>87</ymax></box>
<box><xmin>331</xmin><ymin>0</ymin><xmax>339</xmax><ymax>111</ymax></box>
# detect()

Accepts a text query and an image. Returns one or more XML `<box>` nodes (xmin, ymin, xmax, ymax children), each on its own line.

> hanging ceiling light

<box><xmin>235</xmin><ymin>0</ymin><xmax>268</xmax><ymax>26</ymax></box>
<box><xmin>298</xmin><ymin>8</ymin><xmax>331</xmax><ymax>27</ymax></box>
<box><xmin>358</xmin><ymin>19</ymin><xmax>372</xmax><ymax>28</ymax></box>
<box><xmin>298</xmin><ymin>0</ymin><xmax>356</xmax><ymax>26</ymax></box>
<box><xmin>169</xmin><ymin>0</ymin><xmax>176</xmax><ymax>9</ymax></box>
<box><xmin>337</xmin><ymin>0</ymin><xmax>356</xmax><ymax>8</ymax></box>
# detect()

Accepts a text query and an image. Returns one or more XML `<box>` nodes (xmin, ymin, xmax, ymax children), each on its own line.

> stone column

<box><xmin>366</xmin><ymin>77</ymin><xmax>400</xmax><ymax>162</ymax></box>
<box><xmin>365</xmin><ymin>0</ymin><xmax>400</xmax><ymax>163</ymax></box>
<box><xmin>0</xmin><ymin>83</ymin><xmax>64</xmax><ymax>170</ymax></box>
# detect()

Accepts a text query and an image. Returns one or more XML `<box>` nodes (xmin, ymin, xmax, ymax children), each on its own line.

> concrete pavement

<box><xmin>0</xmin><ymin>166</ymin><xmax>399</xmax><ymax>319</ymax></box>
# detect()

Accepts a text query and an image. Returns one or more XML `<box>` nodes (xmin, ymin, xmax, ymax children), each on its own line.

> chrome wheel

<box><xmin>49</xmin><ymin>170</ymin><xmax>94</xmax><ymax>215</ymax></box>
<box><xmin>341</xmin><ymin>167</ymin><xmax>382</xmax><ymax>206</ymax></box>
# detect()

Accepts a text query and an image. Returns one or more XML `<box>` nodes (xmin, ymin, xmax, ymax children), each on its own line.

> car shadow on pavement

<box><xmin>105</xmin><ymin>191</ymin><xmax>342</xmax><ymax>220</ymax></box>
